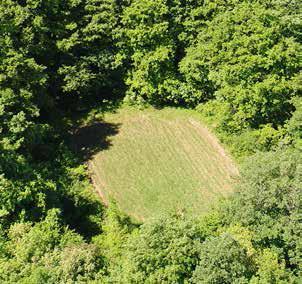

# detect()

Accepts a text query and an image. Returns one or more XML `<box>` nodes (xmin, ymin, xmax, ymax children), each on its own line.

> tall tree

<box><xmin>181</xmin><ymin>1</ymin><xmax>301</xmax><ymax>131</ymax></box>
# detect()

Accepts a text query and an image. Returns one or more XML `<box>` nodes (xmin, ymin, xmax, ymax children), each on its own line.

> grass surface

<box><xmin>79</xmin><ymin>107</ymin><xmax>238</xmax><ymax>220</ymax></box>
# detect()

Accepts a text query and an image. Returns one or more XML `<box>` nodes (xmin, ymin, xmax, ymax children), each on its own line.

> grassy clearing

<box><xmin>81</xmin><ymin>107</ymin><xmax>238</xmax><ymax>220</ymax></box>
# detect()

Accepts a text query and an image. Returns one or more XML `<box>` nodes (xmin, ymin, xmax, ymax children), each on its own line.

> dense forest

<box><xmin>0</xmin><ymin>0</ymin><xmax>301</xmax><ymax>283</ymax></box>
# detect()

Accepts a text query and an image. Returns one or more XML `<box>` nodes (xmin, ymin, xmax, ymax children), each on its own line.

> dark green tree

<box><xmin>226</xmin><ymin>149</ymin><xmax>302</xmax><ymax>275</ymax></box>
<box><xmin>191</xmin><ymin>234</ymin><xmax>253</xmax><ymax>283</ymax></box>
<box><xmin>111</xmin><ymin>215</ymin><xmax>209</xmax><ymax>283</ymax></box>
<box><xmin>181</xmin><ymin>1</ymin><xmax>301</xmax><ymax>131</ymax></box>
<box><xmin>0</xmin><ymin>209</ymin><xmax>104</xmax><ymax>283</ymax></box>
<box><xmin>118</xmin><ymin>0</ymin><xmax>203</xmax><ymax>106</ymax></box>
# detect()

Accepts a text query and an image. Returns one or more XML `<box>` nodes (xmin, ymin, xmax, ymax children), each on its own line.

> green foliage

<box><xmin>226</xmin><ymin>149</ymin><xmax>302</xmax><ymax>275</ymax></box>
<box><xmin>57</xmin><ymin>0</ymin><xmax>119</xmax><ymax>98</ymax></box>
<box><xmin>0</xmin><ymin>209</ymin><xmax>104</xmax><ymax>283</ymax></box>
<box><xmin>93</xmin><ymin>202</ymin><xmax>136</xmax><ymax>275</ymax></box>
<box><xmin>0</xmin><ymin>0</ymin><xmax>110</xmax><ymax>237</ymax></box>
<box><xmin>112</xmin><ymin>215</ymin><xmax>206</xmax><ymax>283</ymax></box>
<box><xmin>184</xmin><ymin>1</ymin><xmax>301</xmax><ymax>132</ymax></box>
<box><xmin>118</xmin><ymin>0</ymin><xmax>174</xmax><ymax>104</ymax></box>
<box><xmin>0</xmin><ymin>0</ymin><xmax>119</xmax><ymax>112</ymax></box>
<box><xmin>118</xmin><ymin>0</ymin><xmax>202</xmax><ymax>105</ymax></box>
<box><xmin>0</xmin><ymin>0</ymin><xmax>301</xmax><ymax>282</ymax></box>
<box><xmin>191</xmin><ymin>234</ymin><xmax>253</xmax><ymax>283</ymax></box>
<box><xmin>251</xmin><ymin>249</ymin><xmax>292</xmax><ymax>284</ymax></box>
<box><xmin>221</xmin><ymin>124</ymin><xmax>285</xmax><ymax>158</ymax></box>
<box><xmin>286</xmin><ymin>97</ymin><xmax>302</xmax><ymax>149</ymax></box>
<box><xmin>0</xmin><ymin>141</ymin><xmax>103</xmax><ymax>238</ymax></box>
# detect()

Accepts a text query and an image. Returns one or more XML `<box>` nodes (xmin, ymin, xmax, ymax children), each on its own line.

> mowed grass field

<box><xmin>83</xmin><ymin>107</ymin><xmax>238</xmax><ymax>220</ymax></box>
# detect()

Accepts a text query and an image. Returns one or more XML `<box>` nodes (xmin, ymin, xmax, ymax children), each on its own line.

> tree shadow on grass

<box><xmin>70</xmin><ymin>121</ymin><xmax>121</xmax><ymax>161</ymax></box>
<box><xmin>62</xmin><ymin>121</ymin><xmax>122</xmax><ymax>239</ymax></box>
<box><xmin>60</xmin><ymin>192</ymin><xmax>105</xmax><ymax>239</ymax></box>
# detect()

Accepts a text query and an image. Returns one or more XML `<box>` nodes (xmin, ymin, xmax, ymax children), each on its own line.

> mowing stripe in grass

<box><xmin>80</xmin><ymin>107</ymin><xmax>238</xmax><ymax>220</ymax></box>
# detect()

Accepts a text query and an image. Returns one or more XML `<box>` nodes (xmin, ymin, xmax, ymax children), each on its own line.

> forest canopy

<box><xmin>0</xmin><ymin>0</ymin><xmax>301</xmax><ymax>283</ymax></box>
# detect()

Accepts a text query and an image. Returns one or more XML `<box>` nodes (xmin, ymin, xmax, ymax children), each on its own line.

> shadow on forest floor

<box><xmin>70</xmin><ymin>121</ymin><xmax>121</xmax><ymax>161</ymax></box>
